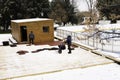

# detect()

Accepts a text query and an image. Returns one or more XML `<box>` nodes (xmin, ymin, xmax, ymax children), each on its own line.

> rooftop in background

<box><xmin>11</xmin><ymin>18</ymin><xmax>53</xmax><ymax>23</ymax></box>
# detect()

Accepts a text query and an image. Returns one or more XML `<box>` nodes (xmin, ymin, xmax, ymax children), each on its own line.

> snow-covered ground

<box><xmin>0</xmin><ymin>33</ymin><xmax>120</xmax><ymax>80</ymax></box>
<box><xmin>11</xmin><ymin>63</ymin><xmax>120</xmax><ymax>80</ymax></box>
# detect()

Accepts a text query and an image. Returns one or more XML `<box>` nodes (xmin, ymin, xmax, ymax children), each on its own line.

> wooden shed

<box><xmin>11</xmin><ymin>18</ymin><xmax>54</xmax><ymax>44</ymax></box>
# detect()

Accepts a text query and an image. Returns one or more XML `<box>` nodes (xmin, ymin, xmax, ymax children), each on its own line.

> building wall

<box><xmin>11</xmin><ymin>22</ymin><xmax>21</xmax><ymax>42</ymax></box>
<box><xmin>11</xmin><ymin>19</ymin><xmax>54</xmax><ymax>43</ymax></box>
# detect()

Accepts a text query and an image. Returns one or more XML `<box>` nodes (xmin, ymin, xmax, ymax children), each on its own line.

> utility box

<box><xmin>11</xmin><ymin>18</ymin><xmax>54</xmax><ymax>44</ymax></box>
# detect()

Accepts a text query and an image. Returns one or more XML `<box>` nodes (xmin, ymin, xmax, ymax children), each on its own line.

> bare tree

<box><xmin>84</xmin><ymin>0</ymin><xmax>98</xmax><ymax>47</ymax></box>
<box><xmin>77</xmin><ymin>0</ymin><xmax>120</xmax><ymax>51</ymax></box>
<box><xmin>76</xmin><ymin>0</ymin><xmax>99</xmax><ymax>47</ymax></box>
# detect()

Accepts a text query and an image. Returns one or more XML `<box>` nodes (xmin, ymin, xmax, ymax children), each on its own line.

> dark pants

<box><xmin>58</xmin><ymin>44</ymin><xmax>66</xmax><ymax>53</ymax></box>
<box><xmin>58</xmin><ymin>45</ymin><xmax>62</xmax><ymax>53</ymax></box>
<box><xmin>67</xmin><ymin>44</ymin><xmax>71</xmax><ymax>53</ymax></box>
<box><xmin>58</xmin><ymin>47</ymin><xmax>62</xmax><ymax>53</ymax></box>
<box><xmin>29</xmin><ymin>38</ymin><xmax>34</xmax><ymax>44</ymax></box>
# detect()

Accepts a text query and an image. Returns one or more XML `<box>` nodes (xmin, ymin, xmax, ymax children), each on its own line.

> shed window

<box><xmin>43</xmin><ymin>26</ymin><xmax>49</xmax><ymax>32</ymax></box>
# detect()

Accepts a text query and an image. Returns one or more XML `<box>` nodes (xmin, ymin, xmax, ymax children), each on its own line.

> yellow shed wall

<box><xmin>11</xmin><ymin>22</ymin><xmax>21</xmax><ymax>42</ymax></box>
<box><xmin>11</xmin><ymin>19</ymin><xmax>54</xmax><ymax>44</ymax></box>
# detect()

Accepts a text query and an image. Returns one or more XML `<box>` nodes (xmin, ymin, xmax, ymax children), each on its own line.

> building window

<box><xmin>43</xmin><ymin>26</ymin><xmax>49</xmax><ymax>32</ymax></box>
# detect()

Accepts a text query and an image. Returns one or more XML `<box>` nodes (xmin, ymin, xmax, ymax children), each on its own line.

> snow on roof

<box><xmin>99</xmin><ymin>20</ymin><xmax>111</xmax><ymax>24</ymax></box>
<box><xmin>11</xmin><ymin>63</ymin><xmax>120</xmax><ymax>80</ymax></box>
<box><xmin>57</xmin><ymin>24</ymin><xmax>120</xmax><ymax>32</ymax></box>
<box><xmin>11</xmin><ymin>18</ymin><xmax>52</xmax><ymax>23</ymax></box>
<box><xmin>57</xmin><ymin>25</ymin><xmax>85</xmax><ymax>32</ymax></box>
<box><xmin>54</xmin><ymin>23</ymin><xmax>59</xmax><ymax>27</ymax></box>
<box><xmin>117</xmin><ymin>20</ymin><xmax>120</xmax><ymax>24</ymax></box>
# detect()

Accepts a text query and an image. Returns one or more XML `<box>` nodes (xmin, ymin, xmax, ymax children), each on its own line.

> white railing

<box><xmin>56</xmin><ymin>29</ymin><xmax>120</xmax><ymax>53</ymax></box>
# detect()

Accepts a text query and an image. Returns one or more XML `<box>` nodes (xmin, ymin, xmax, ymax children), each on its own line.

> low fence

<box><xmin>56</xmin><ymin>29</ymin><xmax>120</xmax><ymax>53</ymax></box>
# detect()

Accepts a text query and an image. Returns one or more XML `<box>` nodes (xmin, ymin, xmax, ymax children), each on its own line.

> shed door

<box><xmin>20</xmin><ymin>26</ymin><xmax>27</xmax><ymax>42</ymax></box>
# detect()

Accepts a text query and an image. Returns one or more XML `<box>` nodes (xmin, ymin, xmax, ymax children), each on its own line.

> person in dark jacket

<box><xmin>58</xmin><ymin>40</ymin><xmax>66</xmax><ymax>54</ymax></box>
<box><xmin>29</xmin><ymin>31</ymin><xmax>35</xmax><ymax>44</ymax></box>
<box><xmin>66</xmin><ymin>35</ymin><xmax>72</xmax><ymax>53</ymax></box>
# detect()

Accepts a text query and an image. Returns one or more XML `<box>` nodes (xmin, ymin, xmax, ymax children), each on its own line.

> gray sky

<box><xmin>74</xmin><ymin>0</ymin><xmax>88</xmax><ymax>11</ymax></box>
